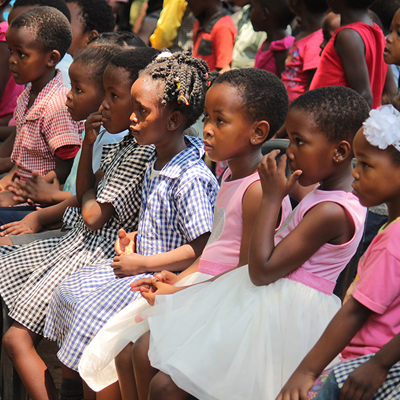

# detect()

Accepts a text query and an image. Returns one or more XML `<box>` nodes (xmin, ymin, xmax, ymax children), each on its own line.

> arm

<box><xmin>248</xmin><ymin>152</ymin><xmax>352</xmax><ymax>287</ymax></box>
<box><xmin>0</xmin><ymin>127</ymin><xmax>16</xmax><ymax>173</ymax></box>
<box><xmin>0</xmin><ymin>42</ymin><xmax>9</xmax><ymax>102</ymax></box>
<box><xmin>213</xmin><ymin>22</ymin><xmax>236</xmax><ymax>72</ymax></box>
<box><xmin>53</xmin><ymin>155</ymin><xmax>74</xmax><ymax>185</ymax></box>
<box><xmin>334</xmin><ymin>29</ymin><xmax>372</xmax><ymax>108</ymax></box>
<box><xmin>382</xmin><ymin>66</ymin><xmax>397</xmax><ymax>100</ymax></box>
<box><xmin>277</xmin><ymin>297</ymin><xmax>371</xmax><ymax>400</ymax></box>
<box><xmin>274</xmin><ymin>50</ymin><xmax>291</xmax><ymax>79</ymax></box>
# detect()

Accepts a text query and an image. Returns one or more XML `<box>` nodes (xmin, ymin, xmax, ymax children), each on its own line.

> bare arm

<box><xmin>0</xmin><ymin>127</ymin><xmax>16</xmax><ymax>173</ymax></box>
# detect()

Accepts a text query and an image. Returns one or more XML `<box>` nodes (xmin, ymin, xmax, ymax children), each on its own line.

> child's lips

<box><xmin>203</xmin><ymin>141</ymin><xmax>212</xmax><ymax>151</ymax></box>
<box><xmin>384</xmin><ymin>47</ymin><xmax>390</xmax><ymax>55</ymax></box>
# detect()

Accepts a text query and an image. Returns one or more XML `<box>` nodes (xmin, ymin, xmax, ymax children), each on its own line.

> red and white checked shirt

<box><xmin>12</xmin><ymin>70</ymin><xmax>84</xmax><ymax>182</ymax></box>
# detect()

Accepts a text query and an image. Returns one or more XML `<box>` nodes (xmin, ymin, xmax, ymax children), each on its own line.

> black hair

<box><xmin>370</xmin><ymin>0</ymin><xmax>400</xmax><ymax>32</ymax></box>
<box><xmin>141</xmin><ymin>51</ymin><xmax>210</xmax><ymax>128</ymax></box>
<box><xmin>10</xmin><ymin>6</ymin><xmax>71</xmax><ymax>58</ymax></box>
<box><xmin>290</xmin><ymin>86</ymin><xmax>370</xmax><ymax>142</ymax></box>
<box><xmin>344</xmin><ymin>0</ymin><xmax>377</xmax><ymax>9</ymax></box>
<box><xmin>109</xmin><ymin>48</ymin><xmax>158</xmax><ymax>84</ymax></box>
<box><xmin>256</xmin><ymin>0</ymin><xmax>295</xmax><ymax>27</ymax></box>
<box><xmin>303</xmin><ymin>0</ymin><xmax>329</xmax><ymax>13</ymax></box>
<box><xmin>212</xmin><ymin>68</ymin><xmax>288</xmax><ymax>138</ymax></box>
<box><xmin>73</xmin><ymin>45</ymin><xmax>122</xmax><ymax>85</ymax></box>
<box><xmin>65</xmin><ymin>0</ymin><xmax>115</xmax><ymax>33</ymax></box>
<box><xmin>87</xmin><ymin>31</ymin><xmax>147</xmax><ymax>48</ymax></box>
<box><xmin>11</xmin><ymin>0</ymin><xmax>71</xmax><ymax>21</ymax></box>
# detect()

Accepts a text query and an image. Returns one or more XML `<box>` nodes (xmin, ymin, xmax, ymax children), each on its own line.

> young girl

<box><xmin>251</xmin><ymin>0</ymin><xmax>295</xmax><ymax>77</ymax></box>
<box><xmin>128</xmin><ymin>86</ymin><xmax>369</xmax><ymax>400</ymax></box>
<box><xmin>0</xmin><ymin>47</ymin><xmax>157</xmax><ymax>400</ymax></box>
<box><xmin>278</xmin><ymin>103</ymin><xmax>400</xmax><ymax>400</ymax></box>
<box><xmin>78</xmin><ymin>68</ymin><xmax>292</xmax><ymax>395</ymax></box>
<box><xmin>42</xmin><ymin>51</ymin><xmax>219</xmax><ymax>400</ymax></box>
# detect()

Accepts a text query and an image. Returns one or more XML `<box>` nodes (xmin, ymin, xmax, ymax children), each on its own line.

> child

<box><xmin>278</xmin><ymin>103</ymin><xmax>400</xmax><ymax>400</ymax></box>
<box><xmin>0</xmin><ymin>0</ymin><xmax>24</xmax><ymax>126</ymax></box>
<box><xmin>384</xmin><ymin>7</ymin><xmax>400</xmax><ymax>82</ymax></box>
<box><xmin>319</xmin><ymin>11</ymin><xmax>340</xmax><ymax>55</ymax></box>
<box><xmin>310</xmin><ymin>0</ymin><xmax>393</xmax><ymax>109</ymax></box>
<box><xmin>42</xmin><ymin>51</ymin><xmax>218</xmax><ymax>400</ymax></box>
<box><xmin>78</xmin><ymin>68</ymin><xmax>293</xmax><ymax>394</ymax></box>
<box><xmin>188</xmin><ymin>0</ymin><xmax>237</xmax><ymax>72</ymax></box>
<box><xmin>252</xmin><ymin>0</ymin><xmax>295</xmax><ymax>77</ymax></box>
<box><xmin>281</xmin><ymin>0</ymin><xmax>327</xmax><ymax>102</ymax></box>
<box><xmin>0</xmin><ymin>47</ymin><xmax>157</xmax><ymax>400</ymax></box>
<box><xmin>127</xmin><ymin>86</ymin><xmax>369</xmax><ymax>400</ymax></box>
<box><xmin>0</xmin><ymin>7</ymin><xmax>83</xmax><ymax>207</ymax></box>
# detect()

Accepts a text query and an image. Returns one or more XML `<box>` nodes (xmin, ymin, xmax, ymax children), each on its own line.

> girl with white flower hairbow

<box><xmin>278</xmin><ymin>103</ymin><xmax>400</xmax><ymax>400</ymax></box>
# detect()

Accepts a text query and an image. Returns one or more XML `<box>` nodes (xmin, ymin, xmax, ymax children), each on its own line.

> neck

<box><xmin>154</xmin><ymin>132</ymin><xmax>187</xmax><ymax>171</ymax></box>
<box><xmin>297</xmin><ymin>12</ymin><xmax>325</xmax><ymax>38</ymax></box>
<box><xmin>319</xmin><ymin>162</ymin><xmax>354</xmax><ymax>192</ymax></box>
<box><xmin>266</xmin><ymin>26</ymin><xmax>289</xmax><ymax>42</ymax></box>
<box><xmin>340</xmin><ymin>9</ymin><xmax>372</xmax><ymax>26</ymax></box>
<box><xmin>226</xmin><ymin>149</ymin><xmax>263</xmax><ymax>181</ymax></box>
<box><xmin>200</xmin><ymin>3</ymin><xmax>222</xmax><ymax>24</ymax></box>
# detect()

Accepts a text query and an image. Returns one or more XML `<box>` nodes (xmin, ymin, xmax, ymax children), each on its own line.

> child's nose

<box><xmin>66</xmin><ymin>90</ymin><xmax>73</xmax><ymax>102</ymax></box>
<box><xmin>351</xmin><ymin>166</ymin><xmax>360</xmax><ymax>179</ymax></box>
<box><xmin>203</xmin><ymin>121</ymin><xmax>213</xmax><ymax>138</ymax></box>
<box><xmin>386</xmin><ymin>32</ymin><xmax>393</xmax><ymax>44</ymax></box>
<box><xmin>130</xmin><ymin>112</ymin><xmax>138</xmax><ymax>124</ymax></box>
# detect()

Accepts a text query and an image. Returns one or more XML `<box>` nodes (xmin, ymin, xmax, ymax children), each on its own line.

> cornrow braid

<box><xmin>141</xmin><ymin>51</ymin><xmax>210</xmax><ymax>127</ymax></box>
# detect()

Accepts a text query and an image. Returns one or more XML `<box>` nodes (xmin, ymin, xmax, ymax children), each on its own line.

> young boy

<box><xmin>1</xmin><ymin>7</ymin><xmax>83</xmax><ymax>207</ymax></box>
<box><xmin>188</xmin><ymin>0</ymin><xmax>237</xmax><ymax>72</ymax></box>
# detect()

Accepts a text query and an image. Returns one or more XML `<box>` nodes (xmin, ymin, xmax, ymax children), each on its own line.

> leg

<box><xmin>2</xmin><ymin>322</ymin><xmax>58</xmax><ymax>400</ymax></box>
<box><xmin>149</xmin><ymin>371</ymin><xmax>192</xmax><ymax>400</ymax></box>
<box><xmin>132</xmin><ymin>332</ymin><xmax>158</xmax><ymax>400</ymax></box>
<box><xmin>59</xmin><ymin>363</ymin><xmax>84</xmax><ymax>400</ymax></box>
<box><xmin>115</xmin><ymin>343</ymin><xmax>138</xmax><ymax>400</ymax></box>
<box><xmin>97</xmin><ymin>382</ymin><xmax>122</xmax><ymax>400</ymax></box>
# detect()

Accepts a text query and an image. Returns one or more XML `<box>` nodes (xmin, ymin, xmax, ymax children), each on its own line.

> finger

<box><xmin>286</xmin><ymin>170</ymin><xmax>302</xmax><ymax>190</ymax></box>
<box><xmin>266</xmin><ymin>149</ymin><xmax>281</xmax><ymax>168</ymax></box>
<box><xmin>141</xmin><ymin>289</ymin><xmax>155</xmax><ymax>306</ymax></box>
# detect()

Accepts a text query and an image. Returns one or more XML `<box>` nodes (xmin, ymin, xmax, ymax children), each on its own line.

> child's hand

<box><xmin>130</xmin><ymin>277</ymin><xmax>154</xmax><ymax>292</ymax></box>
<box><xmin>6</xmin><ymin>177</ymin><xmax>30</xmax><ymax>203</ymax></box>
<box><xmin>258</xmin><ymin>151</ymin><xmax>302</xmax><ymax>201</ymax></box>
<box><xmin>130</xmin><ymin>270</ymin><xmax>179</xmax><ymax>292</ymax></box>
<box><xmin>0</xmin><ymin>210</ymin><xmax>43</xmax><ymax>236</ymax></box>
<box><xmin>276</xmin><ymin>370</ymin><xmax>316</xmax><ymax>400</ymax></box>
<box><xmin>114</xmin><ymin>229</ymin><xmax>137</xmax><ymax>255</ymax></box>
<box><xmin>140</xmin><ymin>276</ymin><xmax>181</xmax><ymax>306</ymax></box>
<box><xmin>111</xmin><ymin>253</ymin><xmax>145</xmax><ymax>277</ymax></box>
<box><xmin>339</xmin><ymin>358</ymin><xmax>389</xmax><ymax>400</ymax></box>
<box><xmin>84</xmin><ymin>111</ymin><xmax>103</xmax><ymax>145</ymax></box>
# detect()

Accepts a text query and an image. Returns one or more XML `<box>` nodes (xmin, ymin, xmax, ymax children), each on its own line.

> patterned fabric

<box><xmin>0</xmin><ymin>137</ymin><xmax>153</xmax><ymax>335</ymax></box>
<box><xmin>308</xmin><ymin>368</ymin><xmax>333</xmax><ymax>398</ymax></box>
<box><xmin>43</xmin><ymin>135</ymin><xmax>219</xmax><ymax>371</ymax></box>
<box><xmin>11</xmin><ymin>70</ymin><xmax>84</xmax><ymax>181</ymax></box>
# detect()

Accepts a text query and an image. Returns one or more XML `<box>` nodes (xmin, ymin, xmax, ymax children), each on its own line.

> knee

<box><xmin>115</xmin><ymin>342</ymin><xmax>133</xmax><ymax>371</ymax></box>
<box><xmin>3</xmin><ymin>328</ymin><xmax>20</xmax><ymax>360</ymax></box>
<box><xmin>148</xmin><ymin>372</ymin><xmax>176</xmax><ymax>400</ymax></box>
<box><xmin>132</xmin><ymin>331</ymin><xmax>150</xmax><ymax>366</ymax></box>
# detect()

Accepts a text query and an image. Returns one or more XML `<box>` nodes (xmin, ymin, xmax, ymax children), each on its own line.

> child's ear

<box><xmin>47</xmin><ymin>50</ymin><xmax>61</xmax><ymax>67</ymax></box>
<box><xmin>251</xmin><ymin>120</ymin><xmax>270</xmax><ymax>145</ymax></box>
<box><xmin>333</xmin><ymin>140</ymin><xmax>352</xmax><ymax>162</ymax></box>
<box><xmin>86</xmin><ymin>30</ymin><xmax>99</xmax><ymax>45</ymax></box>
<box><xmin>167</xmin><ymin>111</ymin><xmax>183</xmax><ymax>131</ymax></box>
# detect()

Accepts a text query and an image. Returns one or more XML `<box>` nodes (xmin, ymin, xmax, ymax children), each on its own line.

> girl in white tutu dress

<box><xmin>124</xmin><ymin>86</ymin><xmax>370</xmax><ymax>400</ymax></box>
<box><xmin>78</xmin><ymin>69</ymin><xmax>292</xmax><ymax>395</ymax></box>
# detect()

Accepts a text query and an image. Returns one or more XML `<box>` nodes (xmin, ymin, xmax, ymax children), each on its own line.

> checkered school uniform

<box><xmin>333</xmin><ymin>355</ymin><xmax>400</xmax><ymax>399</ymax></box>
<box><xmin>43</xmin><ymin>135</ymin><xmax>219</xmax><ymax>371</ymax></box>
<box><xmin>12</xmin><ymin>70</ymin><xmax>84</xmax><ymax>182</ymax></box>
<box><xmin>0</xmin><ymin>136</ymin><xmax>153</xmax><ymax>335</ymax></box>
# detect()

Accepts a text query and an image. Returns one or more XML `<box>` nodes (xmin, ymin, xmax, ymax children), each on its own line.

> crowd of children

<box><xmin>0</xmin><ymin>0</ymin><xmax>400</xmax><ymax>399</ymax></box>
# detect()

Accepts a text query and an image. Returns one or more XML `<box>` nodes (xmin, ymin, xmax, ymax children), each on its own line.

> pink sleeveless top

<box><xmin>275</xmin><ymin>187</ymin><xmax>366</xmax><ymax>295</ymax></box>
<box><xmin>198</xmin><ymin>169</ymin><xmax>292</xmax><ymax>276</ymax></box>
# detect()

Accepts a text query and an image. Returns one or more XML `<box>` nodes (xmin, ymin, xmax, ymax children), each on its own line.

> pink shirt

<box><xmin>281</xmin><ymin>30</ymin><xmax>323</xmax><ymax>103</ymax></box>
<box><xmin>12</xmin><ymin>70</ymin><xmax>83</xmax><ymax>181</ymax></box>
<box><xmin>254</xmin><ymin>36</ymin><xmax>295</xmax><ymax>75</ymax></box>
<box><xmin>342</xmin><ymin>219</ymin><xmax>400</xmax><ymax>360</ymax></box>
<box><xmin>0</xmin><ymin>22</ymin><xmax>24</xmax><ymax>120</ymax></box>
<box><xmin>198</xmin><ymin>169</ymin><xmax>292</xmax><ymax>276</ymax></box>
<box><xmin>275</xmin><ymin>187</ymin><xmax>366</xmax><ymax>294</ymax></box>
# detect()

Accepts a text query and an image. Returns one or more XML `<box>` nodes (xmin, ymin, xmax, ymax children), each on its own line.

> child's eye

<box><xmin>140</xmin><ymin>108</ymin><xmax>146</xmax><ymax>114</ymax></box>
<box><xmin>296</xmin><ymin>138</ymin><xmax>304</xmax><ymax>145</ymax></box>
<box><xmin>217</xmin><ymin>117</ymin><xmax>224</xmax><ymax>124</ymax></box>
<box><xmin>75</xmin><ymin>86</ymin><xmax>82</xmax><ymax>94</ymax></box>
<box><xmin>18</xmin><ymin>51</ymin><xmax>25</xmax><ymax>58</ymax></box>
<box><xmin>202</xmin><ymin>112</ymin><xmax>209</xmax><ymax>122</ymax></box>
<box><xmin>111</xmin><ymin>93</ymin><xmax>118</xmax><ymax>100</ymax></box>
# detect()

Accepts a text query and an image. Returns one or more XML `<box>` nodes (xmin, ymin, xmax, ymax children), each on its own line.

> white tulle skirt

<box><xmin>147</xmin><ymin>265</ymin><xmax>341</xmax><ymax>400</ymax></box>
<box><xmin>79</xmin><ymin>272</ymin><xmax>210</xmax><ymax>391</ymax></box>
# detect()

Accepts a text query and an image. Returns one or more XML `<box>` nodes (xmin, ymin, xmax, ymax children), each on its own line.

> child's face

<box><xmin>67</xmin><ymin>2</ymin><xmax>90</xmax><ymax>57</ymax></box>
<box><xmin>129</xmin><ymin>75</ymin><xmax>171</xmax><ymax>147</ymax></box>
<box><xmin>285</xmin><ymin>109</ymin><xmax>338</xmax><ymax>186</ymax></box>
<box><xmin>100</xmin><ymin>65</ymin><xmax>134</xmax><ymax>134</ymax></box>
<box><xmin>6</xmin><ymin>26</ymin><xmax>53</xmax><ymax>86</ymax></box>
<box><xmin>203</xmin><ymin>82</ymin><xmax>256</xmax><ymax>163</ymax></box>
<box><xmin>66</xmin><ymin>61</ymin><xmax>104</xmax><ymax>121</ymax></box>
<box><xmin>384</xmin><ymin>9</ymin><xmax>400</xmax><ymax>65</ymax></box>
<box><xmin>249</xmin><ymin>0</ymin><xmax>266</xmax><ymax>32</ymax></box>
<box><xmin>186</xmin><ymin>0</ymin><xmax>206</xmax><ymax>18</ymax></box>
<box><xmin>320</xmin><ymin>12</ymin><xmax>340</xmax><ymax>55</ymax></box>
<box><xmin>352</xmin><ymin>128</ymin><xmax>400</xmax><ymax>207</ymax></box>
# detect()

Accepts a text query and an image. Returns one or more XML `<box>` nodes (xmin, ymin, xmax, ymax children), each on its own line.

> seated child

<box><xmin>0</xmin><ymin>47</ymin><xmax>158</xmax><ymax>400</ymax></box>
<box><xmin>252</xmin><ymin>0</ymin><xmax>295</xmax><ymax>77</ymax></box>
<box><xmin>281</xmin><ymin>0</ymin><xmax>327</xmax><ymax>102</ymax></box>
<box><xmin>188</xmin><ymin>0</ymin><xmax>237</xmax><ymax>72</ymax></box>
<box><xmin>0</xmin><ymin>7</ymin><xmax>84</xmax><ymax>207</ymax></box>
<box><xmin>278</xmin><ymin>103</ymin><xmax>400</xmax><ymax>400</ymax></box>
<box><xmin>310</xmin><ymin>0</ymin><xmax>393</xmax><ymax>109</ymax></box>
<box><xmin>123</xmin><ymin>86</ymin><xmax>368</xmax><ymax>400</ymax></box>
<box><xmin>78</xmin><ymin>68</ymin><xmax>292</xmax><ymax>394</ymax></box>
<box><xmin>319</xmin><ymin>11</ymin><xmax>341</xmax><ymax>54</ymax></box>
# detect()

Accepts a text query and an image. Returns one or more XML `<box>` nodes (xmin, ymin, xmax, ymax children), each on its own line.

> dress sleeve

<box><xmin>302</xmin><ymin>30</ymin><xmax>323</xmax><ymax>72</ymax></box>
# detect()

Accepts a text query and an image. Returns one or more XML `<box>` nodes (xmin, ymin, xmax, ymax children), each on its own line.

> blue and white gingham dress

<box><xmin>0</xmin><ymin>135</ymin><xmax>153</xmax><ymax>335</ymax></box>
<box><xmin>44</xmin><ymin>136</ymin><xmax>219</xmax><ymax>371</ymax></box>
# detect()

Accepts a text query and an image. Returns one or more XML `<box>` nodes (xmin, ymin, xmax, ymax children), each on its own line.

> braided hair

<box><xmin>140</xmin><ymin>51</ymin><xmax>210</xmax><ymax>128</ymax></box>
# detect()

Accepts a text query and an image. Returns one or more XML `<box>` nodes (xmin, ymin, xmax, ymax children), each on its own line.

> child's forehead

<box><xmin>6</xmin><ymin>24</ymin><xmax>38</xmax><ymax>45</ymax></box>
<box><xmin>104</xmin><ymin>64</ymin><xmax>132</xmax><ymax>86</ymax></box>
<box><xmin>131</xmin><ymin>75</ymin><xmax>165</xmax><ymax>102</ymax></box>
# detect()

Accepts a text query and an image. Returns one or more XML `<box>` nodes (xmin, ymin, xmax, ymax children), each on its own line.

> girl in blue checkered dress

<box><xmin>43</xmin><ymin>51</ymin><xmax>219</xmax><ymax>399</ymax></box>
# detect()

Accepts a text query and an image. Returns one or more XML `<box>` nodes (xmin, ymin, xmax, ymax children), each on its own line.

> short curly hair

<box><xmin>256</xmin><ymin>0</ymin><xmax>295</xmax><ymax>28</ymax></box>
<box><xmin>345</xmin><ymin>0</ymin><xmax>376</xmax><ymax>8</ymax></box>
<box><xmin>11</xmin><ymin>0</ymin><xmax>71</xmax><ymax>22</ymax></box>
<box><xmin>73</xmin><ymin>45</ymin><xmax>122</xmax><ymax>85</ymax></box>
<box><xmin>10</xmin><ymin>6</ymin><xmax>72</xmax><ymax>58</ymax></box>
<box><xmin>87</xmin><ymin>31</ymin><xmax>147</xmax><ymax>48</ymax></box>
<box><xmin>212</xmin><ymin>68</ymin><xmax>289</xmax><ymax>139</ymax></box>
<box><xmin>290</xmin><ymin>86</ymin><xmax>370</xmax><ymax>142</ymax></box>
<box><xmin>65</xmin><ymin>0</ymin><xmax>115</xmax><ymax>33</ymax></box>
<box><xmin>303</xmin><ymin>0</ymin><xmax>329</xmax><ymax>13</ymax></box>
<box><xmin>141</xmin><ymin>51</ymin><xmax>210</xmax><ymax>128</ymax></box>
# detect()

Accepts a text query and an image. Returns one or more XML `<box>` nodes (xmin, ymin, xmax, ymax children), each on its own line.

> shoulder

<box><xmin>335</xmin><ymin>25</ymin><xmax>367</xmax><ymax>51</ymax></box>
<box><xmin>213</xmin><ymin>15</ymin><xmax>236</xmax><ymax>34</ymax></box>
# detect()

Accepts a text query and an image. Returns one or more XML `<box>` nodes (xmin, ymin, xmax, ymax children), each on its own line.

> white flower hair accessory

<box><xmin>156</xmin><ymin>51</ymin><xmax>173</xmax><ymax>60</ymax></box>
<box><xmin>363</xmin><ymin>104</ymin><xmax>400</xmax><ymax>152</ymax></box>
